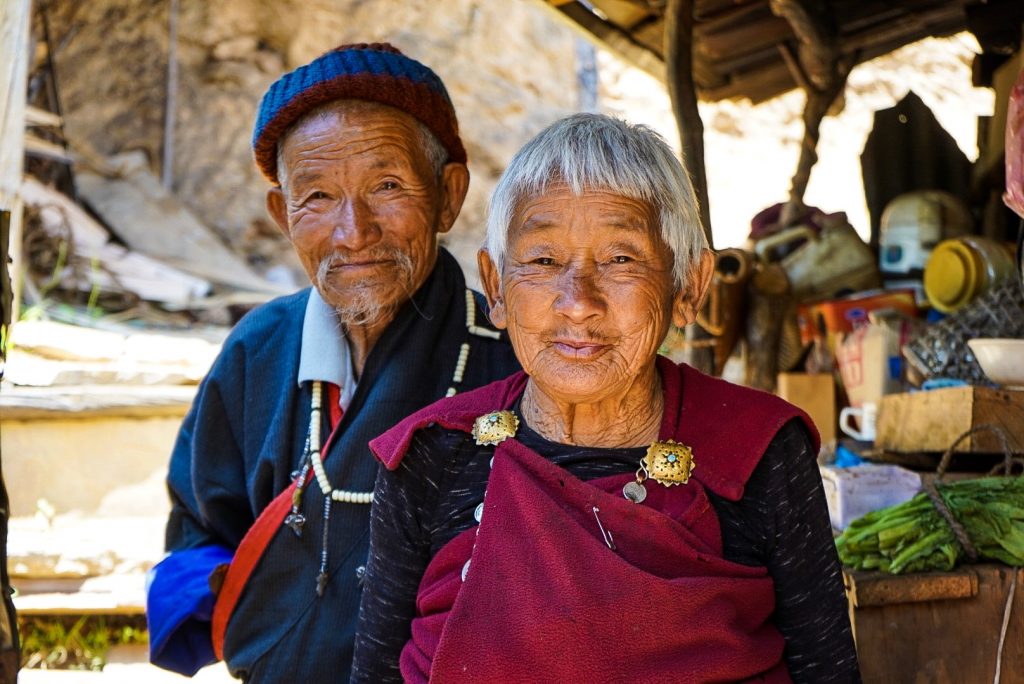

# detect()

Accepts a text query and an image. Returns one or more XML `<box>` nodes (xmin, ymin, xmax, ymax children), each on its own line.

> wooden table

<box><xmin>845</xmin><ymin>564</ymin><xmax>1023</xmax><ymax>683</ymax></box>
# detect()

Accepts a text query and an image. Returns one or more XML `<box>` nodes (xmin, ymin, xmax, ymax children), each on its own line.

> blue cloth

<box><xmin>146</xmin><ymin>545</ymin><xmax>233</xmax><ymax>676</ymax></box>
<box><xmin>834</xmin><ymin>445</ymin><xmax>866</xmax><ymax>468</ymax></box>
<box><xmin>152</xmin><ymin>250</ymin><xmax>519</xmax><ymax>682</ymax></box>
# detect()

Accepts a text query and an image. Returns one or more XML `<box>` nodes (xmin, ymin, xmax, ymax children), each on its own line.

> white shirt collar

<box><xmin>297</xmin><ymin>288</ymin><xmax>357</xmax><ymax>410</ymax></box>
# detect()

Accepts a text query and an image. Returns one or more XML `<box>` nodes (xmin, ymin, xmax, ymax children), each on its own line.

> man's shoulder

<box><xmin>222</xmin><ymin>288</ymin><xmax>311</xmax><ymax>350</ymax></box>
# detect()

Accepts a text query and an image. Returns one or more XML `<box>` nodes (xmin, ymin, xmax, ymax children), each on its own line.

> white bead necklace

<box><xmin>286</xmin><ymin>289</ymin><xmax>496</xmax><ymax>595</ymax></box>
<box><xmin>308</xmin><ymin>382</ymin><xmax>376</xmax><ymax>504</ymax></box>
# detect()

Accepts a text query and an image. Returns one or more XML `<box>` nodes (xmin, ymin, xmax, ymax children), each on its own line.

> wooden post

<box><xmin>0</xmin><ymin>0</ymin><xmax>32</xmax><ymax>344</ymax></box>
<box><xmin>665</xmin><ymin>0</ymin><xmax>712</xmax><ymax>247</ymax></box>
<box><xmin>162</xmin><ymin>0</ymin><xmax>179</xmax><ymax>192</ymax></box>
<box><xmin>665</xmin><ymin>0</ymin><xmax>716</xmax><ymax>373</ymax></box>
<box><xmin>0</xmin><ymin>0</ymin><xmax>31</xmax><ymax>209</ymax></box>
<box><xmin>768</xmin><ymin>0</ymin><xmax>853</xmax><ymax>226</ymax></box>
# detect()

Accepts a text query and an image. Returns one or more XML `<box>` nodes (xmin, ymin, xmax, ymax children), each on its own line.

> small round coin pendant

<box><xmin>623</xmin><ymin>480</ymin><xmax>647</xmax><ymax>503</ymax></box>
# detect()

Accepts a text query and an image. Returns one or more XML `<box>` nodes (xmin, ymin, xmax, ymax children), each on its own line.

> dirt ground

<box><xmin>20</xmin><ymin>644</ymin><xmax>234</xmax><ymax>682</ymax></box>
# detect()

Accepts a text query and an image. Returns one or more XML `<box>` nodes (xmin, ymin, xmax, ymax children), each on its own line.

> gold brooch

<box><xmin>642</xmin><ymin>439</ymin><xmax>695</xmax><ymax>486</ymax></box>
<box><xmin>471</xmin><ymin>411</ymin><xmax>519</xmax><ymax>446</ymax></box>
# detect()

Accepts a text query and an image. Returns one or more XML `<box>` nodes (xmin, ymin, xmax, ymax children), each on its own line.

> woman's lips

<box><xmin>552</xmin><ymin>340</ymin><xmax>609</xmax><ymax>359</ymax></box>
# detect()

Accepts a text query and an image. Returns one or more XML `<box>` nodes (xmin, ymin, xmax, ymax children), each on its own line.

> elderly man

<box><xmin>145</xmin><ymin>43</ymin><xmax>519</xmax><ymax>682</ymax></box>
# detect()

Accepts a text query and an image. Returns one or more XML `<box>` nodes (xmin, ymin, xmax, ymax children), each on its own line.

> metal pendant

<box><xmin>283</xmin><ymin>512</ymin><xmax>306</xmax><ymax>537</ymax></box>
<box><xmin>642</xmin><ymin>439</ymin><xmax>696</xmax><ymax>486</ymax></box>
<box><xmin>471</xmin><ymin>410</ymin><xmax>519</xmax><ymax>446</ymax></box>
<box><xmin>622</xmin><ymin>480</ymin><xmax>647</xmax><ymax>503</ymax></box>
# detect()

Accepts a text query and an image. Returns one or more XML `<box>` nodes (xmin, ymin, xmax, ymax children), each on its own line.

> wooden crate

<box><xmin>876</xmin><ymin>387</ymin><xmax>1024</xmax><ymax>454</ymax></box>
<box><xmin>846</xmin><ymin>565</ymin><xmax>1024</xmax><ymax>683</ymax></box>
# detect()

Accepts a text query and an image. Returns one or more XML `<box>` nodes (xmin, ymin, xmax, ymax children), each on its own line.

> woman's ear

<box><xmin>671</xmin><ymin>249</ymin><xmax>715</xmax><ymax>328</ymax></box>
<box><xmin>477</xmin><ymin>248</ymin><xmax>507</xmax><ymax>329</ymax></box>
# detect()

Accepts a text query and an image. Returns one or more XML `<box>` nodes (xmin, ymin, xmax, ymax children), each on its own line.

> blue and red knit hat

<box><xmin>252</xmin><ymin>43</ymin><xmax>466</xmax><ymax>185</ymax></box>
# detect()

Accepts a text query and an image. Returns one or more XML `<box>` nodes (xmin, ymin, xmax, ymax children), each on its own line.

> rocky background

<box><xmin>44</xmin><ymin>0</ymin><xmax>990</xmax><ymax>288</ymax></box>
<box><xmin>46</xmin><ymin>0</ymin><xmax>581</xmax><ymax>288</ymax></box>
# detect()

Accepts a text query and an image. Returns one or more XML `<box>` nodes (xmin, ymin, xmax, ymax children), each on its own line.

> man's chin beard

<box><xmin>315</xmin><ymin>252</ymin><xmax>417</xmax><ymax>329</ymax></box>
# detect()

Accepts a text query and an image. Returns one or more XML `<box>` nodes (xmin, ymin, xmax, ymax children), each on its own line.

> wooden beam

<box><xmin>666</xmin><ymin>0</ymin><xmax>716</xmax><ymax>375</ymax></box>
<box><xmin>1</xmin><ymin>0</ymin><xmax>32</xmax><ymax>368</ymax></box>
<box><xmin>665</xmin><ymin>0</ymin><xmax>711</xmax><ymax>245</ymax></box>
<box><xmin>531</xmin><ymin>0</ymin><xmax>666</xmax><ymax>83</ymax></box>
<box><xmin>23</xmin><ymin>132</ymin><xmax>73</xmax><ymax>164</ymax></box>
<box><xmin>24</xmin><ymin>105</ymin><xmax>62</xmax><ymax>128</ymax></box>
<box><xmin>846</xmin><ymin>569</ymin><xmax>979</xmax><ymax>608</ymax></box>
<box><xmin>768</xmin><ymin>0</ymin><xmax>852</xmax><ymax>223</ymax></box>
<box><xmin>0</xmin><ymin>0</ymin><xmax>31</xmax><ymax>209</ymax></box>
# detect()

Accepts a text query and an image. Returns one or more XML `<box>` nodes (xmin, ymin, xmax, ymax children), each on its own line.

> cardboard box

<box><xmin>777</xmin><ymin>372</ymin><xmax>836</xmax><ymax>443</ymax></box>
<box><xmin>819</xmin><ymin>464</ymin><xmax>922</xmax><ymax>530</ymax></box>
<box><xmin>796</xmin><ymin>289</ymin><xmax>918</xmax><ymax>355</ymax></box>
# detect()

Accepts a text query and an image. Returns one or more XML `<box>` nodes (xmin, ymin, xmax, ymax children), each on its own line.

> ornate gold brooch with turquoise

<box><xmin>622</xmin><ymin>439</ymin><xmax>696</xmax><ymax>503</ymax></box>
<box><xmin>471</xmin><ymin>410</ymin><xmax>519</xmax><ymax>446</ymax></box>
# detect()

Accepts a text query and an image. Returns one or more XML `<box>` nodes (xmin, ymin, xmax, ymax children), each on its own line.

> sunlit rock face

<box><xmin>49</xmin><ymin>0</ymin><xmax>579</xmax><ymax>287</ymax></box>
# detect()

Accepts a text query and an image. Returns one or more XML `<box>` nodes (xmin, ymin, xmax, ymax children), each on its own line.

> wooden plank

<box><xmin>845</xmin><ymin>568</ymin><xmax>978</xmax><ymax>607</ymax></box>
<box><xmin>75</xmin><ymin>153</ymin><xmax>290</xmax><ymax>296</ymax></box>
<box><xmin>849</xmin><ymin>565</ymin><xmax>1024</xmax><ymax>683</ymax></box>
<box><xmin>20</xmin><ymin>177</ymin><xmax>214</xmax><ymax>306</ymax></box>
<box><xmin>531</xmin><ymin>0</ymin><xmax>666</xmax><ymax>83</ymax></box>
<box><xmin>24</xmin><ymin>105</ymin><xmax>63</xmax><ymax>128</ymax></box>
<box><xmin>0</xmin><ymin>384</ymin><xmax>196</xmax><ymax>419</ymax></box>
<box><xmin>877</xmin><ymin>388</ymin><xmax>1024</xmax><ymax>454</ymax></box>
<box><xmin>0</xmin><ymin>0</ymin><xmax>30</xmax><ymax>209</ymax></box>
<box><xmin>587</xmin><ymin>0</ymin><xmax>653</xmax><ymax>30</ymax></box>
<box><xmin>24</xmin><ymin>132</ymin><xmax>73</xmax><ymax>163</ymax></box>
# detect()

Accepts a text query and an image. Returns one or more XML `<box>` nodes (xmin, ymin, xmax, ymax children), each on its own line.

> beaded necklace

<box><xmin>284</xmin><ymin>288</ymin><xmax>498</xmax><ymax>595</ymax></box>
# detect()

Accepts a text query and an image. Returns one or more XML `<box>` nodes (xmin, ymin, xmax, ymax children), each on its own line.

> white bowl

<box><xmin>967</xmin><ymin>338</ymin><xmax>1024</xmax><ymax>389</ymax></box>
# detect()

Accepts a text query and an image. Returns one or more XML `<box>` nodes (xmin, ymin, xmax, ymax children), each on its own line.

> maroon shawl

<box><xmin>370</xmin><ymin>357</ymin><xmax>817</xmax><ymax>683</ymax></box>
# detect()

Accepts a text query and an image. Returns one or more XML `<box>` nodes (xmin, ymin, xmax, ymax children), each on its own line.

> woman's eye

<box><xmin>611</xmin><ymin>255</ymin><xmax>633</xmax><ymax>264</ymax></box>
<box><xmin>378</xmin><ymin>181</ymin><xmax>400</xmax><ymax>192</ymax></box>
<box><xmin>531</xmin><ymin>257</ymin><xmax>556</xmax><ymax>266</ymax></box>
<box><xmin>309</xmin><ymin>191</ymin><xmax>330</xmax><ymax>201</ymax></box>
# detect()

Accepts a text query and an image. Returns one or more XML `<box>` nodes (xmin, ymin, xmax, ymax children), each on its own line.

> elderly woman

<box><xmin>351</xmin><ymin>114</ymin><xmax>860</xmax><ymax>683</ymax></box>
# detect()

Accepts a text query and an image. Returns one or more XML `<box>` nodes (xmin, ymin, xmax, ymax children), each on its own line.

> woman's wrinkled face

<box><xmin>482</xmin><ymin>186</ymin><xmax>680</xmax><ymax>405</ymax></box>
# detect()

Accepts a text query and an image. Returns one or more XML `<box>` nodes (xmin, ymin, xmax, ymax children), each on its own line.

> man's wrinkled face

<box><xmin>480</xmin><ymin>186</ymin><xmax>684</xmax><ymax>405</ymax></box>
<box><xmin>268</xmin><ymin>102</ymin><xmax>462</xmax><ymax>327</ymax></box>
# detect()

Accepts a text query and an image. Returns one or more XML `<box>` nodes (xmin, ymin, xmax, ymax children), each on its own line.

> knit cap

<box><xmin>252</xmin><ymin>43</ymin><xmax>466</xmax><ymax>185</ymax></box>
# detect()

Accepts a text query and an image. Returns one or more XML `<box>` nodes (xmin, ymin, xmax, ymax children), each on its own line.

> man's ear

<box><xmin>437</xmin><ymin>163</ymin><xmax>470</xmax><ymax>234</ymax></box>
<box><xmin>671</xmin><ymin>248</ymin><xmax>715</xmax><ymax>328</ymax></box>
<box><xmin>266</xmin><ymin>187</ymin><xmax>291</xmax><ymax>240</ymax></box>
<box><xmin>477</xmin><ymin>248</ymin><xmax>507</xmax><ymax>329</ymax></box>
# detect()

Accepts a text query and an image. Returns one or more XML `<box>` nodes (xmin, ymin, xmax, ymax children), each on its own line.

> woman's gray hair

<box><xmin>485</xmin><ymin>113</ymin><xmax>707</xmax><ymax>287</ymax></box>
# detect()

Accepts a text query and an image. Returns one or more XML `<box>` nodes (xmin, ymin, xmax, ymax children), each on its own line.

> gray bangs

<box><xmin>485</xmin><ymin>113</ymin><xmax>707</xmax><ymax>287</ymax></box>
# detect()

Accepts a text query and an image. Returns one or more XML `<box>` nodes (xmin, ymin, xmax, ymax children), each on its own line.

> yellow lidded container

<box><xmin>923</xmin><ymin>236</ymin><xmax>1016</xmax><ymax>313</ymax></box>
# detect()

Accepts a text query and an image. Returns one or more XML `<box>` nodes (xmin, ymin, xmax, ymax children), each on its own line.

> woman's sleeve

<box><xmin>350</xmin><ymin>431</ymin><xmax>446</xmax><ymax>684</ymax></box>
<box><xmin>743</xmin><ymin>420</ymin><xmax>861</xmax><ymax>682</ymax></box>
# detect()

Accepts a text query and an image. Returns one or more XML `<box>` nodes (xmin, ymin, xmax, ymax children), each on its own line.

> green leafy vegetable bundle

<box><xmin>836</xmin><ymin>476</ymin><xmax>1024</xmax><ymax>574</ymax></box>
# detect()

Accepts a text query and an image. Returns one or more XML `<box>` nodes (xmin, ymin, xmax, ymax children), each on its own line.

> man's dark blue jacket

<box><xmin>146</xmin><ymin>250</ymin><xmax>520</xmax><ymax>681</ymax></box>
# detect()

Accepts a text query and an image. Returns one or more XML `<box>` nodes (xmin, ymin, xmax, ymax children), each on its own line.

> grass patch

<box><xmin>19</xmin><ymin>615</ymin><xmax>148</xmax><ymax>670</ymax></box>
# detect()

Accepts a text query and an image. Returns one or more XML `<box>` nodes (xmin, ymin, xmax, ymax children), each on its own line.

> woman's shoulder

<box><xmin>369</xmin><ymin>370</ymin><xmax>528</xmax><ymax>470</ymax></box>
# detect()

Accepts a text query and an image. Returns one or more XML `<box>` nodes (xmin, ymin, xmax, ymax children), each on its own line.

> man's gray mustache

<box><xmin>317</xmin><ymin>248</ymin><xmax>413</xmax><ymax>280</ymax></box>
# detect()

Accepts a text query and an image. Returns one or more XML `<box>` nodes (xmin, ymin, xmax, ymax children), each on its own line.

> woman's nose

<box><xmin>553</xmin><ymin>267</ymin><xmax>605</xmax><ymax>322</ymax></box>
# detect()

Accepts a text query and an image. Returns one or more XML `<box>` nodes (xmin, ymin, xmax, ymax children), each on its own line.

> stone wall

<box><xmin>45</xmin><ymin>2</ymin><xmax>989</xmax><ymax>279</ymax></box>
<box><xmin>47</xmin><ymin>0</ymin><xmax>580</xmax><ymax>286</ymax></box>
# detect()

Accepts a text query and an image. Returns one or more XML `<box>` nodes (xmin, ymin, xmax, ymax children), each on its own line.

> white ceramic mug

<box><xmin>839</xmin><ymin>402</ymin><xmax>877</xmax><ymax>442</ymax></box>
